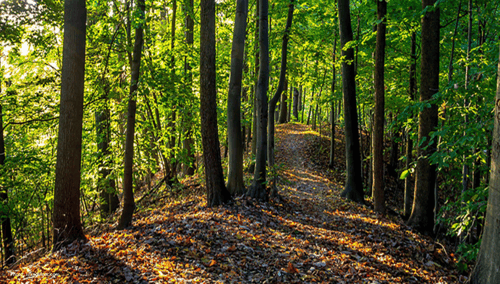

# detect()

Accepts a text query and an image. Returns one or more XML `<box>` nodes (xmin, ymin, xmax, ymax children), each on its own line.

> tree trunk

<box><xmin>407</xmin><ymin>0</ymin><xmax>439</xmax><ymax>235</ymax></box>
<box><xmin>52</xmin><ymin>0</ymin><xmax>87</xmax><ymax>249</ymax></box>
<box><xmin>338</xmin><ymin>0</ymin><xmax>364</xmax><ymax>203</ymax></box>
<box><xmin>462</xmin><ymin>0</ymin><xmax>472</xmax><ymax>203</ymax></box>
<box><xmin>182</xmin><ymin>0</ymin><xmax>196</xmax><ymax>176</ymax></box>
<box><xmin>247</xmin><ymin>0</ymin><xmax>269</xmax><ymax>201</ymax></box>
<box><xmin>227</xmin><ymin>0</ymin><xmax>248</xmax><ymax>196</ymax></box>
<box><xmin>287</xmin><ymin>83</ymin><xmax>292</xmax><ymax>122</ymax></box>
<box><xmin>278</xmin><ymin>77</ymin><xmax>288</xmax><ymax>124</ymax></box>
<box><xmin>167</xmin><ymin>0</ymin><xmax>179</xmax><ymax>181</ymax></box>
<box><xmin>117</xmin><ymin>0</ymin><xmax>145</xmax><ymax>229</ymax></box>
<box><xmin>96</xmin><ymin>100</ymin><xmax>119</xmax><ymax>218</ymax></box>
<box><xmin>250</xmin><ymin>0</ymin><xmax>259</xmax><ymax>159</ymax></box>
<box><xmin>301</xmin><ymin>87</ymin><xmax>306</xmax><ymax>123</ymax></box>
<box><xmin>292</xmin><ymin>87</ymin><xmax>299</xmax><ymax>119</ymax></box>
<box><xmin>372</xmin><ymin>0</ymin><xmax>387</xmax><ymax>214</ymax></box>
<box><xmin>404</xmin><ymin>31</ymin><xmax>417</xmax><ymax>219</ymax></box>
<box><xmin>200</xmin><ymin>0</ymin><xmax>232</xmax><ymax>206</ymax></box>
<box><xmin>267</xmin><ymin>0</ymin><xmax>294</xmax><ymax>198</ymax></box>
<box><xmin>329</xmin><ymin>36</ymin><xmax>337</xmax><ymax>169</ymax></box>
<box><xmin>468</xmin><ymin>44</ymin><xmax>500</xmax><ymax>284</ymax></box>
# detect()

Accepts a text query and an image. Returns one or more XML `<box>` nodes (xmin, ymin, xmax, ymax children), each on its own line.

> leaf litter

<box><xmin>1</xmin><ymin>123</ymin><xmax>464</xmax><ymax>283</ymax></box>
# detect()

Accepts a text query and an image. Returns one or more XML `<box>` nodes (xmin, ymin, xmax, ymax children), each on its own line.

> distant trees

<box><xmin>52</xmin><ymin>0</ymin><xmax>87</xmax><ymax>247</ymax></box>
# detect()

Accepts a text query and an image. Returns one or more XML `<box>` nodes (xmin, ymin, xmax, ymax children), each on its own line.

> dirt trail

<box><xmin>274</xmin><ymin>123</ymin><xmax>339</xmax><ymax>222</ymax></box>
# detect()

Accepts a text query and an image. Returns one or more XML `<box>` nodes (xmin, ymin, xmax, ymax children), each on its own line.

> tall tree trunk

<box><xmin>468</xmin><ymin>44</ymin><xmax>500</xmax><ymax>284</ymax></box>
<box><xmin>462</xmin><ymin>0</ymin><xmax>472</xmax><ymax>204</ymax></box>
<box><xmin>372</xmin><ymin>0</ymin><xmax>387</xmax><ymax>214</ymax></box>
<box><xmin>117</xmin><ymin>0</ymin><xmax>145</xmax><ymax>229</ymax></box>
<box><xmin>267</xmin><ymin>0</ymin><xmax>294</xmax><ymax>198</ymax></box>
<box><xmin>167</xmin><ymin>0</ymin><xmax>179</xmax><ymax>181</ymax></box>
<box><xmin>404</xmin><ymin>31</ymin><xmax>417</xmax><ymax>219</ymax></box>
<box><xmin>292</xmin><ymin>87</ymin><xmax>299</xmax><ymax>119</ymax></box>
<box><xmin>227</xmin><ymin>0</ymin><xmax>248</xmax><ymax>196</ymax></box>
<box><xmin>287</xmin><ymin>83</ymin><xmax>292</xmax><ymax>122</ymax></box>
<box><xmin>200</xmin><ymin>0</ymin><xmax>232</xmax><ymax>206</ymax></box>
<box><xmin>183</xmin><ymin>0</ymin><xmax>196</xmax><ymax>176</ymax></box>
<box><xmin>247</xmin><ymin>0</ymin><xmax>269</xmax><ymax>201</ymax></box>
<box><xmin>338</xmin><ymin>0</ymin><xmax>364</xmax><ymax>203</ymax></box>
<box><xmin>301</xmin><ymin>87</ymin><xmax>306</xmax><ymax>123</ymax></box>
<box><xmin>52</xmin><ymin>0</ymin><xmax>87</xmax><ymax>249</ymax></box>
<box><xmin>329</xmin><ymin>36</ymin><xmax>337</xmax><ymax>169</ymax></box>
<box><xmin>251</xmin><ymin>0</ymin><xmax>260</xmax><ymax>158</ymax></box>
<box><xmin>0</xmin><ymin>103</ymin><xmax>14</xmax><ymax>265</ymax></box>
<box><xmin>407</xmin><ymin>0</ymin><xmax>439</xmax><ymax>235</ymax></box>
<box><xmin>96</xmin><ymin>99</ymin><xmax>119</xmax><ymax>218</ymax></box>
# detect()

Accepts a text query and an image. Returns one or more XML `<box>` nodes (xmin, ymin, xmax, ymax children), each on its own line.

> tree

<box><xmin>268</xmin><ymin>0</ymin><xmax>294</xmax><ymax>198</ymax></box>
<box><xmin>407</xmin><ymin>0</ymin><xmax>440</xmax><ymax>235</ymax></box>
<box><xmin>337</xmin><ymin>0</ymin><xmax>364</xmax><ymax>203</ymax></box>
<box><xmin>329</xmin><ymin>36</ymin><xmax>337</xmax><ymax>169</ymax></box>
<box><xmin>52</xmin><ymin>0</ymin><xmax>87</xmax><ymax>248</ymax></box>
<box><xmin>227</xmin><ymin>0</ymin><xmax>248</xmax><ymax>196</ymax></box>
<box><xmin>404</xmin><ymin>31</ymin><xmax>417</xmax><ymax>219</ymax></box>
<box><xmin>200</xmin><ymin>0</ymin><xmax>231</xmax><ymax>206</ymax></box>
<box><xmin>182</xmin><ymin>0</ymin><xmax>196</xmax><ymax>176</ymax></box>
<box><xmin>278</xmin><ymin>82</ymin><xmax>288</xmax><ymax>123</ymax></box>
<box><xmin>117</xmin><ymin>0</ymin><xmax>145</xmax><ymax>229</ymax></box>
<box><xmin>96</xmin><ymin>96</ymin><xmax>119</xmax><ymax>218</ymax></box>
<box><xmin>372</xmin><ymin>0</ymin><xmax>387</xmax><ymax>214</ymax></box>
<box><xmin>246</xmin><ymin>0</ymin><xmax>269</xmax><ymax>201</ymax></box>
<box><xmin>468</xmin><ymin>43</ymin><xmax>500</xmax><ymax>284</ymax></box>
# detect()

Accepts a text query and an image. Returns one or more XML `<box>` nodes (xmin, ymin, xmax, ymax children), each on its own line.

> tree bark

<box><xmin>52</xmin><ymin>0</ymin><xmax>87</xmax><ymax>249</ymax></box>
<box><xmin>292</xmin><ymin>87</ymin><xmax>299</xmax><ymax>119</ymax></box>
<box><xmin>278</xmin><ymin>79</ymin><xmax>288</xmax><ymax>123</ymax></box>
<box><xmin>404</xmin><ymin>31</ymin><xmax>417</xmax><ymax>219</ymax></box>
<box><xmin>267</xmin><ymin>0</ymin><xmax>294</xmax><ymax>198</ymax></box>
<box><xmin>96</xmin><ymin>100</ymin><xmax>119</xmax><ymax>218</ymax></box>
<box><xmin>407</xmin><ymin>0</ymin><xmax>439</xmax><ymax>235</ymax></box>
<box><xmin>182</xmin><ymin>0</ymin><xmax>196</xmax><ymax>176</ymax></box>
<box><xmin>167</xmin><ymin>0</ymin><xmax>179</xmax><ymax>181</ymax></box>
<box><xmin>329</xmin><ymin>36</ymin><xmax>337</xmax><ymax>169</ymax></box>
<box><xmin>372</xmin><ymin>0</ymin><xmax>387</xmax><ymax>214</ymax></box>
<box><xmin>200</xmin><ymin>0</ymin><xmax>232</xmax><ymax>206</ymax></box>
<box><xmin>117</xmin><ymin>0</ymin><xmax>145</xmax><ymax>229</ymax></box>
<box><xmin>227</xmin><ymin>0</ymin><xmax>248</xmax><ymax>196</ymax></box>
<box><xmin>468</xmin><ymin>44</ymin><xmax>500</xmax><ymax>284</ymax></box>
<box><xmin>247</xmin><ymin>0</ymin><xmax>269</xmax><ymax>201</ymax></box>
<box><xmin>338</xmin><ymin>0</ymin><xmax>364</xmax><ymax>203</ymax></box>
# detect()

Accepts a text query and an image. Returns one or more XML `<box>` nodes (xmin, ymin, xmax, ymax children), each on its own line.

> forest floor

<box><xmin>2</xmin><ymin>123</ymin><xmax>465</xmax><ymax>283</ymax></box>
